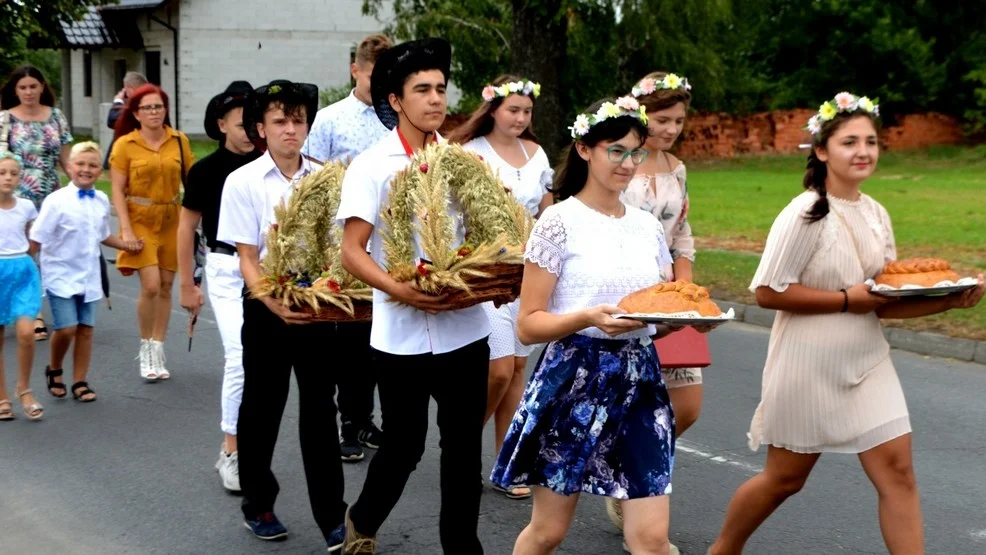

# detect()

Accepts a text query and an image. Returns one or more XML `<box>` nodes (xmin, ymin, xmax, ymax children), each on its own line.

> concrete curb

<box><xmin>715</xmin><ymin>298</ymin><xmax>986</xmax><ymax>365</ymax></box>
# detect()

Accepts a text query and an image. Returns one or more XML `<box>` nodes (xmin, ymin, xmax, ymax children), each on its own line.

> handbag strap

<box><xmin>176</xmin><ymin>131</ymin><xmax>187</xmax><ymax>186</ymax></box>
<box><xmin>0</xmin><ymin>111</ymin><xmax>10</xmax><ymax>155</ymax></box>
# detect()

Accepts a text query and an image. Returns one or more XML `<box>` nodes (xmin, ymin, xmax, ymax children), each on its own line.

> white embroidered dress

<box><xmin>526</xmin><ymin>197</ymin><xmax>673</xmax><ymax>339</ymax></box>
<box><xmin>463</xmin><ymin>136</ymin><xmax>553</xmax><ymax>359</ymax></box>
<box><xmin>747</xmin><ymin>191</ymin><xmax>910</xmax><ymax>454</ymax></box>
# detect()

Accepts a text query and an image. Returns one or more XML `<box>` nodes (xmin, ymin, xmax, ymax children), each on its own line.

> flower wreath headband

<box><xmin>568</xmin><ymin>96</ymin><xmax>648</xmax><ymax>139</ymax></box>
<box><xmin>806</xmin><ymin>92</ymin><xmax>879</xmax><ymax>137</ymax></box>
<box><xmin>481</xmin><ymin>80</ymin><xmax>541</xmax><ymax>102</ymax></box>
<box><xmin>631</xmin><ymin>73</ymin><xmax>692</xmax><ymax>97</ymax></box>
<box><xmin>0</xmin><ymin>151</ymin><xmax>23</xmax><ymax>166</ymax></box>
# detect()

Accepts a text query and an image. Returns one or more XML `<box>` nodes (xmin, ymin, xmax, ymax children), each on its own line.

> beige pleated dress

<box><xmin>747</xmin><ymin>191</ymin><xmax>911</xmax><ymax>454</ymax></box>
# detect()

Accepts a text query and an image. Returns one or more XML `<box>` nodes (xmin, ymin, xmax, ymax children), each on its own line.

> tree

<box><xmin>0</xmin><ymin>0</ymin><xmax>117</xmax><ymax>82</ymax></box>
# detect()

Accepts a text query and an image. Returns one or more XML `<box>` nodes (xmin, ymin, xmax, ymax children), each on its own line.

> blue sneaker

<box><xmin>243</xmin><ymin>511</ymin><xmax>288</xmax><ymax>541</ymax></box>
<box><xmin>326</xmin><ymin>523</ymin><xmax>346</xmax><ymax>552</ymax></box>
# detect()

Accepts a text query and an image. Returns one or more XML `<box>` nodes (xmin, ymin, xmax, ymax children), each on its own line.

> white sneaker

<box><xmin>150</xmin><ymin>340</ymin><xmax>170</xmax><ymax>380</ymax></box>
<box><xmin>215</xmin><ymin>449</ymin><xmax>241</xmax><ymax>492</ymax></box>
<box><xmin>138</xmin><ymin>339</ymin><xmax>158</xmax><ymax>381</ymax></box>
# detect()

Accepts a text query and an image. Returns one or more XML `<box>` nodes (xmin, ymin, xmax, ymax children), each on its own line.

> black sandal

<box><xmin>45</xmin><ymin>366</ymin><xmax>67</xmax><ymax>398</ymax></box>
<box><xmin>34</xmin><ymin>318</ymin><xmax>49</xmax><ymax>341</ymax></box>
<box><xmin>71</xmin><ymin>382</ymin><xmax>97</xmax><ymax>403</ymax></box>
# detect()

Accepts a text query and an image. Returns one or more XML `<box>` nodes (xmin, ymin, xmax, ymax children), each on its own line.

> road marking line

<box><xmin>676</xmin><ymin>440</ymin><xmax>763</xmax><ymax>474</ymax></box>
<box><xmin>970</xmin><ymin>529</ymin><xmax>986</xmax><ymax>542</ymax></box>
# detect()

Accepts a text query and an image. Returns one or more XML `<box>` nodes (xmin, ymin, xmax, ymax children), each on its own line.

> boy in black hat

<box><xmin>216</xmin><ymin>79</ymin><xmax>347</xmax><ymax>551</ymax></box>
<box><xmin>177</xmin><ymin>80</ymin><xmax>260</xmax><ymax>493</ymax></box>
<box><xmin>336</xmin><ymin>37</ymin><xmax>490</xmax><ymax>555</ymax></box>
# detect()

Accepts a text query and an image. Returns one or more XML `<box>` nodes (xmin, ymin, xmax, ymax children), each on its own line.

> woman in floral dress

<box><xmin>1</xmin><ymin>65</ymin><xmax>74</xmax><ymax>342</ymax></box>
<box><xmin>491</xmin><ymin>96</ymin><xmax>712</xmax><ymax>555</ymax></box>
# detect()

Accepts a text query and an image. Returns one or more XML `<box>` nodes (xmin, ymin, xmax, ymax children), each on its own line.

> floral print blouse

<box><xmin>3</xmin><ymin>108</ymin><xmax>73</xmax><ymax>209</ymax></box>
<box><xmin>620</xmin><ymin>162</ymin><xmax>695</xmax><ymax>263</ymax></box>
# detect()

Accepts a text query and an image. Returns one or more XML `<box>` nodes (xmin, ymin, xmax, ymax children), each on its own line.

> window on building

<box><xmin>83</xmin><ymin>51</ymin><xmax>93</xmax><ymax>97</ymax></box>
<box><xmin>144</xmin><ymin>51</ymin><xmax>161</xmax><ymax>85</ymax></box>
<box><xmin>114</xmin><ymin>59</ymin><xmax>127</xmax><ymax>90</ymax></box>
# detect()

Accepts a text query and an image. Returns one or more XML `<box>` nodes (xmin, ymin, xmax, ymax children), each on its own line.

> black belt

<box><xmin>211</xmin><ymin>244</ymin><xmax>237</xmax><ymax>256</ymax></box>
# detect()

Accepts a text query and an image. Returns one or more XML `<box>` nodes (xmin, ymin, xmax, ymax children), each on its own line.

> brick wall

<box><xmin>440</xmin><ymin>109</ymin><xmax>965</xmax><ymax>158</ymax></box>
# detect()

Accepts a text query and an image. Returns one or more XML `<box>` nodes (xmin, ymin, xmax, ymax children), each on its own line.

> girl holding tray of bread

<box><xmin>708</xmin><ymin>94</ymin><xmax>985</xmax><ymax>555</ymax></box>
<box><xmin>490</xmin><ymin>96</ymin><xmax>714</xmax><ymax>555</ymax></box>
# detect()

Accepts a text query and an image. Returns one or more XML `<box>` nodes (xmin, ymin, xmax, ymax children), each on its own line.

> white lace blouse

<box><xmin>525</xmin><ymin>197</ymin><xmax>674</xmax><ymax>339</ymax></box>
<box><xmin>462</xmin><ymin>136</ymin><xmax>552</xmax><ymax>217</ymax></box>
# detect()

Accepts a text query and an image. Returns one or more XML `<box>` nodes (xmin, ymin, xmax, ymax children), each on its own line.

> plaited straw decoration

<box><xmin>251</xmin><ymin>161</ymin><xmax>372</xmax><ymax>319</ymax></box>
<box><xmin>382</xmin><ymin>142</ymin><xmax>534</xmax><ymax>305</ymax></box>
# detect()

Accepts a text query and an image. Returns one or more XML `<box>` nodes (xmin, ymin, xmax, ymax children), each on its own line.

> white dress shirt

<box><xmin>303</xmin><ymin>89</ymin><xmax>390</xmax><ymax>165</ymax></box>
<box><xmin>29</xmin><ymin>183</ymin><xmax>111</xmax><ymax>302</ymax></box>
<box><xmin>217</xmin><ymin>150</ymin><xmax>321</xmax><ymax>261</ymax></box>
<box><xmin>335</xmin><ymin>129</ymin><xmax>491</xmax><ymax>356</ymax></box>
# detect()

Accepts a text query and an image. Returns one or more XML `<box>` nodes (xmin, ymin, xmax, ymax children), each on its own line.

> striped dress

<box><xmin>747</xmin><ymin>191</ymin><xmax>911</xmax><ymax>454</ymax></box>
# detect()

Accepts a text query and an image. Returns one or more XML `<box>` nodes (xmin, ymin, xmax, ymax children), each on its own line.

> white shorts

<box><xmin>483</xmin><ymin>300</ymin><xmax>536</xmax><ymax>360</ymax></box>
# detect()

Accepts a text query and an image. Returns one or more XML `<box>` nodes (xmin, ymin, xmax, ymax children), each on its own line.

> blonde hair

<box><xmin>69</xmin><ymin>141</ymin><xmax>103</xmax><ymax>161</ymax></box>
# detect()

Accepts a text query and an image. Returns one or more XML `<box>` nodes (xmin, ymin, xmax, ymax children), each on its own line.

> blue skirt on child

<box><xmin>0</xmin><ymin>254</ymin><xmax>42</xmax><ymax>326</ymax></box>
<box><xmin>491</xmin><ymin>333</ymin><xmax>676</xmax><ymax>499</ymax></box>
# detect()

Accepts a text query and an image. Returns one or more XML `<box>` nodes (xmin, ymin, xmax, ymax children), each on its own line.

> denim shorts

<box><xmin>48</xmin><ymin>293</ymin><xmax>98</xmax><ymax>330</ymax></box>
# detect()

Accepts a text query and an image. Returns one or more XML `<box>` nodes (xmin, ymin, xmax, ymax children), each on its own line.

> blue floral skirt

<box><xmin>491</xmin><ymin>334</ymin><xmax>675</xmax><ymax>499</ymax></box>
<box><xmin>0</xmin><ymin>254</ymin><xmax>42</xmax><ymax>326</ymax></box>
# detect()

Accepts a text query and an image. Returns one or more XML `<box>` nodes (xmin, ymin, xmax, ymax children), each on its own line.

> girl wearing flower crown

<box><xmin>491</xmin><ymin>96</ymin><xmax>713</xmax><ymax>555</ymax></box>
<box><xmin>0</xmin><ymin>152</ymin><xmax>44</xmax><ymax>421</ymax></box>
<box><xmin>603</xmin><ymin>71</ymin><xmax>698</xmax><ymax>551</ymax></box>
<box><xmin>708</xmin><ymin>94</ymin><xmax>984</xmax><ymax>555</ymax></box>
<box><xmin>448</xmin><ymin>75</ymin><xmax>553</xmax><ymax>500</ymax></box>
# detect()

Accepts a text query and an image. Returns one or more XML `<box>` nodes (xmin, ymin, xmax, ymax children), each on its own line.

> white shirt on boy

<box><xmin>335</xmin><ymin>129</ymin><xmax>491</xmax><ymax>356</ymax></box>
<box><xmin>29</xmin><ymin>183</ymin><xmax>110</xmax><ymax>302</ymax></box>
<box><xmin>217</xmin><ymin>150</ymin><xmax>321</xmax><ymax>261</ymax></box>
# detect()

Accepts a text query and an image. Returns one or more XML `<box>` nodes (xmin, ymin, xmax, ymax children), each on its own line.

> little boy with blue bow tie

<box><xmin>29</xmin><ymin>141</ymin><xmax>142</xmax><ymax>402</ymax></box>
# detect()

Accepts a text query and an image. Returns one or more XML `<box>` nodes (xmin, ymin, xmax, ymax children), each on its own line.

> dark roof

<box><xmin>53</xmin><ymin>6</ymin><xmax>149</xmax><ymax>49</ymax></box>
<box><xmin>100</xmin><ymin>0</ymin><xmax>167</xmax><ymax>11</ymax></box>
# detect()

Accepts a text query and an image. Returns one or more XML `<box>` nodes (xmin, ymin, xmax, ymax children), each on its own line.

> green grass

<box><xmin>688</xmin><ymin>145</ymin><xmax>986</xmax><ymax>339</ymax></box>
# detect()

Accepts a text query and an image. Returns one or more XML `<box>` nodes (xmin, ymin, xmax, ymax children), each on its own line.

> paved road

<box><xmin>2</xmin><ymin>250</ymin><xmax>986</xmax><ymax>554</ymax></box>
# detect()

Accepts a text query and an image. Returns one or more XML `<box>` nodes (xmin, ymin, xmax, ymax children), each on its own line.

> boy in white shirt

<box><xmin>30</xmin><ymin>142</ymin><xmax>142</xmax><ymax>402</ymax></box>
<box><xmin>336</xmin><ymin>37</ymin><xmax>491</xmax><ymax>554</ymax></box>
<box><xmin>217</xmin><ymin>80</ymin><xmax>347</xmax><ymax>551</ymax></box>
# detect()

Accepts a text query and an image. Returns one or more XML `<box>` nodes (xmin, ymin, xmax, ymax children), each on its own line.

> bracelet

<box><xmin>840</xmin><ymin>288</ymin><xmax>849</xmax><ymax>313</ymax></box>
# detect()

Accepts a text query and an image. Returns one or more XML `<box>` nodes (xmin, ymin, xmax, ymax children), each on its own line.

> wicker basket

<box><xmin>436</xmin><ymin>263</ymin><xmax>524</xmax><ymax>310</ymax></box>
<box><xmin>298</xmin><ymin>300</ymin><xmax>373</xmax><ymax>322</ymax></box>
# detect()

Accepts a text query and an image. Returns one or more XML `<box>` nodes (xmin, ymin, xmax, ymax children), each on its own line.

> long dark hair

<box><xmin>446</xmin><ymin>74</ymin><xmax>538</xmax><ymax>144</ymax></box>
<box><xmin>1</xmin><ymin>65</ymin><xmax>56</xmax><ymax>108</ymax></box>
<box><xmin>550</xmin><ymin>98</ymin><xmax>650</xmax><ymax>201</ymax></box>
<box><xmin>803</xmin><ymin>111</ymin><xmax>880</xmax><ymax>222</ymax></box>
<box><xmin>114</xmin><ymin>84</ymin><xmax>172</xmax><ymax>137</ymax></box>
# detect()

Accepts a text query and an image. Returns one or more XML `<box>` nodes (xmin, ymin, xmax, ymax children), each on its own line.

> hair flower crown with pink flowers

<box><xmin>805</xmin><ymin>92</ymin><xmax>880</xmax><ymax>137</ymax></box>
<box><xmin>481</xmin><ymin>80</ymin><xmax>541</xmax><ymax>102</ymax></box>
<box><xmin>568</xmin><ymin>96</ymin><xmax>648</xmax><ymax>139</ymax></box>
<box><xmin>631</xmin><ymin>73</ymin><xmax>692</xmax><ymax>97</ymax></box>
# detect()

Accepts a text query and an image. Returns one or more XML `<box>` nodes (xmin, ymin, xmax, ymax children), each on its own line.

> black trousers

<box><xmin>349</xmin><ymin>337</ymin><xmax>490</xmax><ymax>554</ymax></box>
<box><xmin>334</xmin><ymin>321</ymin><xmax>376</xmax><ymax>431</ymax></box>
<box><xmin>237</xmin><ymin>297</ymin><xmax>347</xmax><ymax>538</ymax></box>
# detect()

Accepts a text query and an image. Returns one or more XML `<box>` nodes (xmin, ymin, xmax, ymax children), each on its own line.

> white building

<box><xmin>53</xmin><ymin>0</ymin><xmax>402</xmax><ymax>139</ymax></box>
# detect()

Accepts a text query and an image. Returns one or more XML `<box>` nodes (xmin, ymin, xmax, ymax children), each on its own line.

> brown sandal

<box><xmin>0</xmin><ymin>399</ymin><xmax>13</xmax><ymax>421</ymax></box>
<box><xmin>16</xmin><ymin>389</ymin><xmax>43</xmax><ymax>420</ymax></box>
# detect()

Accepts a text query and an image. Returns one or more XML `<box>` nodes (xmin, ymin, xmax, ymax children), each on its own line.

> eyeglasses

<box><xmin>605</xmin><ymin>146</ymin><xmax>648</xmax><ymax>165</ymax></box>
<box><xmin>138</xmin><ymin>104</ymin><xmax>165</xmax><ymax>113</ymax></box>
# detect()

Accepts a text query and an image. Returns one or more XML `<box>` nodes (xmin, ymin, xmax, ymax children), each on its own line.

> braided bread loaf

<box><xmin>874</xmin><ymin>258</ymin><xmax>960</xmax><ymax>288</ymax></box>
<box><xmin>618</xmin><ymin>281</ymin><xmax>723</xmax><ymax>316</ymax></box>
